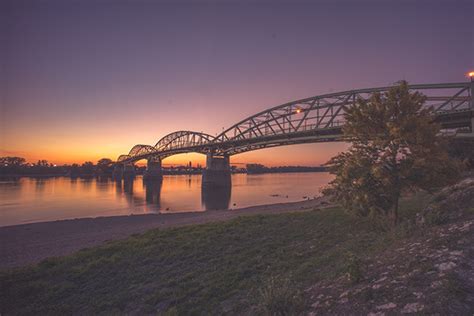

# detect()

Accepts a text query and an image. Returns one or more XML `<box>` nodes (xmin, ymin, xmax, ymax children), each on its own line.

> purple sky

<box><xmin>1</xmin><ymin>0</ymin><xmax>473</xmax><ymax>165</ymax></box>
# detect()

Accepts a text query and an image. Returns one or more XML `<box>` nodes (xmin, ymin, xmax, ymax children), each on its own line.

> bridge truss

<box><xmin>117</xmin><ymin>82</ymin><xmax>473</xmax><ymax>163</ymax></box>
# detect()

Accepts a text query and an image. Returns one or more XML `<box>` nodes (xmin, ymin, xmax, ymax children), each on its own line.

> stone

<box><xmin>401</xmin><ymin>303</ymin><xmax>424</xmax><ymax>313</ymax></box>
<box><xmin>367</xmin><ymin>312</ymin><xmax>385</xmax><ymax>316</ymax></box>
<box><xmin>435</xmin><ymin>261</ymin><xmax>456</xmax><ymax>271</ymax></box>
<box><xmin>376</xmin><ymin>303</ymin><xmax>397</xmax><ymax>310</ymax></box>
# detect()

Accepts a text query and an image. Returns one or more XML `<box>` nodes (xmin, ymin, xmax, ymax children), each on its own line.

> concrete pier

<box><xmin>112</xmin><ymin>164</ymin><xmax>123</xmax><ymax>179</ymax></box>
<box><xmin>144</xmin><ymin>158</ymin><xmax>163</xmax><ymax>181</ymax></box>
<box><xmin>122</xmin><ymin>164</ymin><xmax>136</xmax><ymax>179</ymax></box>
<box><xmin>202</xmin><ymin>154</ymin><xmax>231</xmax><ymax>187</ymax></box>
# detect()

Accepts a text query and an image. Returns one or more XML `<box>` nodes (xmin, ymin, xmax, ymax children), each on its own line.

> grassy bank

<box><xmin>0</xmin><ymin>196</ymin><xmax>428</xmax><ymax>315</ymax></box>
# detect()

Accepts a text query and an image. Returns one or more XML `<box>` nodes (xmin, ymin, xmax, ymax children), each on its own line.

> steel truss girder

<box><xmin>117</xmin><ymin>82</ymin><xmax>473</xmax><ymax>163</ymax></box>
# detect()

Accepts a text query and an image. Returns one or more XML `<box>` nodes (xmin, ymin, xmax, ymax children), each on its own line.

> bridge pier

<box><xmin>112</xmin><ymin>164</ymin><xmax>123</xmax><ymax>179</ymax></box>
<box><xmin>202</xmin><ymin>154</ymin><xmax>231</xmax><ymax>187</ymax></box>
<box><xmin>122</xmin><ymin>163</ymin><xmax>136</xmax><ymax>179</ymax></box>
<box><xmin>144</xmin><ymin>157</ymin><xmax>163</xmax><ymax>181</ymax></box>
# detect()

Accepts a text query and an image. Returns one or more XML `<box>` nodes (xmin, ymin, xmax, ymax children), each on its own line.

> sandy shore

<box><xmin>0</xmin><ymin>197</ymin><xmax>332</xmax><ymax>269</ymax></box>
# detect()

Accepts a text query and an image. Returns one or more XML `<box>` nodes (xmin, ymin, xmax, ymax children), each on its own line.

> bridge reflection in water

<box><xmin>115</xmin><ymin>176</ymin><xmax>231</xmax><ymax>212</ymax></box>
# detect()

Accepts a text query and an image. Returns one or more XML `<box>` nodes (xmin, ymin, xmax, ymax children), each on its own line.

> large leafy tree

<box><xmin>324</xmin><ymin>81</ymin><xmax>461</xmax><ymax>225</ymax></box>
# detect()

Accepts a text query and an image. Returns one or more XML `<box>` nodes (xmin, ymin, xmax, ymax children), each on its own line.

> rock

<box><xmin>449</xmin><ymin>250</ymin><xmax>463</xmax><ymax>259</ymax></box>
<box><xmin>435</xmin><ymin>261</ymin><xmax>456</xmax><ymax>271</ymax></box>
<box><xmin>376</xmin><ymin>302</ymin><xmax>397</xmax><ymax>310</ymax></box>
<box><xmin>401</xmin><ymin>303</ymin><xmax>424</xmax><ymax>313</ymax></box>
<box><xmin>339</xmin><ymin>290</ymin><xmax>349</xmax><ymax>298</ymax></box>
<box><xmin>416</xmin><ymin>177</ymin><xmax>474</xmax><ymax>226</ymax></box>
<box><xmin>374</xmin><ymin>276</ymin><xmax>388</xmax><ymax>283</ymax></box>
<box><xmin>367</xmin><ymin>312</ymin><xmax>385</xmax><ymax>316</ymax></box>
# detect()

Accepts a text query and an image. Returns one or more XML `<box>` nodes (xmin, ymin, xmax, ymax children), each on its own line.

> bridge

<box><xmin>114</xmin><ymin>81</ymin><xmax>474</xmax><ymax>184</ymax></box>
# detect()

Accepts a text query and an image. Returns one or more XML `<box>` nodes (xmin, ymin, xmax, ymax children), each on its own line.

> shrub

<box><xmin>345</xmin><ymin>253</ymin><xmax>363</xmax><ymax>284</ymax></box>
<box><xmin>256</xmin><ymin>275</ymin><xmax>304</xmax><ymax>316</ymax></box>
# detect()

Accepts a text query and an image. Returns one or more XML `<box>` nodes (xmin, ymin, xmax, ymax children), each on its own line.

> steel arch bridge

<box><xmin>117</xmin><ymin>82</ymin><xmax>473</xmax><ymax>164</ymax></box>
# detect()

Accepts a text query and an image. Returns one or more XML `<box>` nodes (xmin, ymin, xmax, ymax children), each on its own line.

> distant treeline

<box><xmin>1</xmin><ymin>156</ymin><xmax>328</xmax><ymax>177</ymax></box>
<box><xmin>246</xmin><ymin>163</ymin><xmax>328</xmax><ymax>174</ymax></box>
<box><xmin>0</xmin><ymin>157</ymin><xmax>211</xmax><ymax>177</ymax></box>
<box><xmin>0</xmin><ymin>157</ymin><xmax>114</xmax><ymax>177</ymax></box>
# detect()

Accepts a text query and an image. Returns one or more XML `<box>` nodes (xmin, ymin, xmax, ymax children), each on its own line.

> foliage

<box><xmin>345</xmin><ymin>252</ymin><xmax>363</xmax><ymax>284</ymax></box>
<box><xmin>446</xmin><ymin>139</ymin><xmax>474</xmax><ymax>170</ymax></box>
<box><xmin>323</xmin><ymin>81</ymin><xmax>462</xmax><ymax>225</ymax></box>
<box><xmin>256</xmin><ymin>275</ymin><xmax>304</xmax><ymax>316</ymax></box>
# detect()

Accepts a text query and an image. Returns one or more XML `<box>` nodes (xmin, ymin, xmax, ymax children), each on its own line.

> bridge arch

<box><xmin>154</xmin><ymin>130</ymin><xmax>215</xmax><ymax>152</ymax></box>
<box><xmin>117</xmin><ymin>131</ymin><xmax>215</xmax><ymax>163</ymax></box>
<box><xmin>128</xmin><ymin>144</ymin><xmax>156</xmax><ymax>157</ymax></box>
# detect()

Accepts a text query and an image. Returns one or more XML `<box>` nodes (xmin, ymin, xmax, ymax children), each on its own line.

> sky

<box><xmin>1</xmin><ymin>0</ymin><xmax>473</xmax><ymax>166</ymax></box>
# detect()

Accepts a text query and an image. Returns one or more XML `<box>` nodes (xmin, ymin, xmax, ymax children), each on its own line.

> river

<box><xmin>0</xmin><ymin>172</ymin><xmax>333</xmax><ymax>227</ymax></box>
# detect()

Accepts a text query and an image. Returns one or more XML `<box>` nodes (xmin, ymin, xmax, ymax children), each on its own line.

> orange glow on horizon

<box><xmin>1</xmin><ymin>142</ymin><xmax>348</xmax><ymax>167</ymax></box>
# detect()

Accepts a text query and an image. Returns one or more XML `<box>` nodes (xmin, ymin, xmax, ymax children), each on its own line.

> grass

<box><xmin>0</xmin><ymin>195</ymin><xmax>430</xmax><ymax>315</ymax></box>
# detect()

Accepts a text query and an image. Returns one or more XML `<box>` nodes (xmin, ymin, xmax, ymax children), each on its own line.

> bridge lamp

<box><xmin>468</xmin><ymin>71</ymin><xmax>474</xmax><ymax>82</ymax></box>
<box><xmin>295</xmin><ymin>108</ymin><xmax>302</xmax><ymax>114</ymax></box>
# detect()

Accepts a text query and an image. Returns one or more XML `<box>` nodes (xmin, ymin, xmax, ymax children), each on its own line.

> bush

<box><xmin>256</xmin><ymin>275</ymin><xmax>304</xmax><ymax>316</ymax></box>
<box><xmin>345</xmin><ymin>253</ymin><xmax>363</xmax><ymax>284</ymax></box>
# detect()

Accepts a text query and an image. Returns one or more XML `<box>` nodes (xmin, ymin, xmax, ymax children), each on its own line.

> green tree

<box><xmin>323</xmin><ymin>81</ymin><xmax>461</xmax><ymax>225</ymax></box>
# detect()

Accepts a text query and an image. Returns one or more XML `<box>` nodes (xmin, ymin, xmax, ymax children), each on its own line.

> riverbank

<box><xmin>0</xmin><ymin>196</ymin><xmax>331</xmax><ymax>269</ymax></box>
<box><xmin>1</xmin><ymin>180</ymin><xmax>473</xmax><ymax>314</ymax></box>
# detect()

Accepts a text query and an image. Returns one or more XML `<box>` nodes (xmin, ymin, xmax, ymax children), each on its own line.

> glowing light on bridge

<box><xmin>468</xmin><ymin>71</ymin><xmax>474</xmax><ymax>80</ymax></box>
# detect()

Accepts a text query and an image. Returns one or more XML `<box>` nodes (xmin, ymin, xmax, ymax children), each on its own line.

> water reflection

<box><xmin>114</xmin><ymin>178</ymin><xmax>122</xmax><ymax>194</ymax></box>
<box><xmin>96</xmin><ymin>176</ymin><xmax>110</xmax><ymax>192</ymax></box>
<box><xmin>0</xmin><ymin>173</ymin><xmax>333</xmax><ymax>226</ymax></box>
<box><xmin>35</xmin><ymin>177</ymin><xmax>46</xmax><ymax>193</ymax></box>
<box><xmin>81</xmin><ymin>177</ymin><xmax>94</xmax><ymax>192</ymax></box>
<box><xmin>123</xmin><ymin>178</ymin><xmax>134</xmax><ymax>195</ymax></box>
<box><xmin>144</xmin><ymin>179</ymin><xmax>163</xmax><ymax>206</ymax></box>
<box><xmin>201</xmin><ymin>184</ymin><xmax>231</xmax><ymax>210</ymax></box>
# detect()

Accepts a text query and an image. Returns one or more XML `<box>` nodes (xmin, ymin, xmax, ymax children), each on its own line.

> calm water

<box><xmin>0</xmin><ymin>173</ymin><xmax>333</xmax><ymax>227</ymax></box>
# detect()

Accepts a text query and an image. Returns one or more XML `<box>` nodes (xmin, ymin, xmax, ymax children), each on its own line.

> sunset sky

<box><xmin>1</xmin><ymin>0</ymin><xmax>472</xmax><ymax>166</ymax></box>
